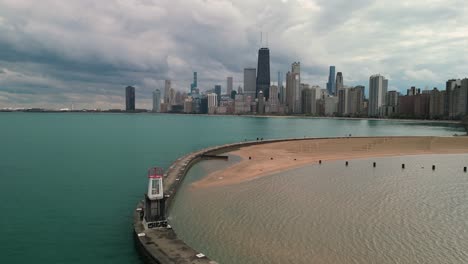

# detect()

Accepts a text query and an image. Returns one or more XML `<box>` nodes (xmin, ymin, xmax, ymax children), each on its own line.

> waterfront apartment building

<box><xmin>455</xmin><ymin>79</ymin><xmax>468</xmax><ymax>117</ymax></box>
<box><xmin>414</xmin><ymin>93</ymin><xmax>431</xmax><ymax>118</ymax></box>
<box><xmin>125</xmin><ymin>86</ymin><xmax>135</xmax><ymax>111</ymax></box>
<box><xmin>429</xmin><ymin>88</ymin><xmax>446</xmax><ymax>119</ymax></box>
<box><xmin>301</xmin><ymin>87</ymin><xmax>317</xmax><ymax>115</ymax></box>
<box><xmin>234</xmin><ymin>94</ymin><xmax>250</xmax><ymax>114</ymax></box>
<box><xmin>324</xmin><ymin>96</ymin><xmax>338</xmax><ymax>116</ymax></box>
<box><xmin>382</xmin><ymin>90</ymin><xmax>399</xmax><ymax>117</ymax></box>
<box><xmin>398</xmin><ymin>87</ymin><xmax>430</xmax><ymax>118</ymax></box>
<box><xmin>348</xmin><ymin>86</ymin><xmax>365</xmax><ymax>116</ymax></box>
<box><xmin>152</xmin><ymin>89</ymin><xmax>161</xmax><ymax>112</ymax></box>
<box><xmin>256</xmin><ymin>48</ymin><xmax>271</xmax><ymax>100</ymax></box>
<box><xmin>445</xmin><ymin>79</ymin><xmax>460</xmax><ymax>117</ymax></box>
<box><xmin>327</xmin><ymin>66</ymin><xmax>336</xmax><ymax>96</ymax></box>
<box><xmin>443</xmin><ymin>79</ymin><xmax>468</xmax><ymax>118</ymax></box>
<box><xmin>244</xmin><ymin>68</ymin><xmax>256</xmax><ymax>99</ymax></box>
<box><xmin>207</xmin><ymin>93</ymin><xmax>218</xmax><ymax>114</ymax></box>
<box><xmin>368</xmin><ymin>74</ymin><xmax>388</xmax><ymax>117</ymax></box>
<box><xmin>461</xmin><ymin>79</ymin><xmax>468</xmax><ymax>115</ymax></box>
<box><xmin>337</xmin><ymin>87</ymin><xmax>349</xmax><ymax>115</ymax></box>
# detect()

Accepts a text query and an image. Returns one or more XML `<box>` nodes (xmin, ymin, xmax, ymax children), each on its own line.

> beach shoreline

<box><xmin>193</xmin><ymin>136</ymin><xmax>468</xmax><ymax>188</ymax></box>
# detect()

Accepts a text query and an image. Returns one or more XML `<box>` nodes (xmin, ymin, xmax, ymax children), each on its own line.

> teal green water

<box><xmin>0</xmin><ymin>113</ymin><xmax>463</xmax><ymax>264</ymax></box>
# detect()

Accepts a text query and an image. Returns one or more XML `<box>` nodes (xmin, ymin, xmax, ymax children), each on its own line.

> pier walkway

<box><xmin>133</xmin><ymin>136</ymin><xmax>437</xmax><ymax>263</ymax></box>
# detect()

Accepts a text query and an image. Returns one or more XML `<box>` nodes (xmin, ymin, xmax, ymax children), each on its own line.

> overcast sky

<box><xmin>0</xmin><ymin>0</ymin><xmax>467</xmax><ymax>109</ymax></box>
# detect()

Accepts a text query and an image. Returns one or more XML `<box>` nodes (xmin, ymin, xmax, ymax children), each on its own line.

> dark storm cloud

<box><xmin>0</xmin><ymin>0</ymin><xmax>467</xmax><ymax>109</ymax></box>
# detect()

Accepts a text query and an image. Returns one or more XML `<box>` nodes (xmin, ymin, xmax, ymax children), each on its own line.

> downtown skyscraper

<box><xmin>190</xmin><ymin>72</ymin><xmax>197</xmax><ymax>94</ymax></box>
<box><xmin>227</xmin><ymin>77</ymin><xmax>233</xmax><ymax>96</ymax></box>
<box><xmin>152</xmin><ymin>89</ymin><xmax>161</xmax><ymax>112</ymax></box>
<box><xmin>327</xmin><ymin>66</ymin><xmax>336</xmax><ymax>96</ymax></box>
<box><xmin>286</xmin><ymin>62</ymin><xmax>301</xmax><ymax>114</ymax></box>
<box><xmin>244</xmin><ymin>68</ymin><xmax>256</xmax><ymax>99</ymax></box>
<box><xmin>256</xmin><ymin>48</ymin><xmax>270</xmax><ymax>100</ymax></box>
<box><xmin>125</xmin><ymin>86</ymin><xmax>135</xmax><ymax>111</ymax></box>
<box><xmin>164</xmin><ymin>80</ymin><xmax>171</xmax><ymax>104</ymax></box>
<box><xmin>336</xmin><ymin>72</ymin><xmax>344</xmax><ymax>90</ymax></box>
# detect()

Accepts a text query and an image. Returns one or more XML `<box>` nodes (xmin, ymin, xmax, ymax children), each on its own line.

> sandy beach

<box><xmin>194</xmin><ymin>136</ymin><xmax>468</xmax><ymax>188</ymax></box>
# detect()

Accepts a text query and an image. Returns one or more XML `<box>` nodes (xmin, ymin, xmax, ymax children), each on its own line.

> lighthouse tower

<box><xmin>147</xmin><ymin>167</ymin><xmax>164</xmax><ymax>200</ymax></box>
<box><xmin>144</xmin><ymin>167</ymin><xmax>166</xmax><ymax>228</ymax></box>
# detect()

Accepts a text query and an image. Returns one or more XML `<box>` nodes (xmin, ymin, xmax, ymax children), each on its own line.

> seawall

<box><xmin>132</xmin><ymin>136</ymin><xmax>452</xmax><ymax>263</ymax></box>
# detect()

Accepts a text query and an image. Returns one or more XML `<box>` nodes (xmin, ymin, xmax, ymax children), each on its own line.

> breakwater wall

<box><xmin>133</xmin><ymin>136</ymin><xmax>430</xmax><ymax>263</ymax></box>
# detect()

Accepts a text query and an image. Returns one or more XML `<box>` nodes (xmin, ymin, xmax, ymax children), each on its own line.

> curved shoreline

<box><xmin>195</xmin><ymin>136</ymin><xmax>468</xmax><ymax>188</ymax></box>
<box><xmin>133</xmin><ymin>136</ymin><xmax>468</xmax><ymax>263</ymax></box>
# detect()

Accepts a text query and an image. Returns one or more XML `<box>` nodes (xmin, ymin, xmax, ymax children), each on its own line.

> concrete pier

<box><xmin>133</xmin><ymin>137</ymin><xmax>349</xmax><ymax>263</ymax></box>
<box><xmin>132</xmin><ymin>139</ymin><xmax>292</xmax><ymax>263</ymax></box>
<box><xmin>133</xmin><ymin>136</ymin><xmax>468</xmax><ymax>263</ymax></box>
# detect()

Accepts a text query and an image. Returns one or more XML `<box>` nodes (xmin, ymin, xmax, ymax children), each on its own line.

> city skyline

<box><xmin>1</xmin><ymin>0</ymin><xmax>468</xmax><ymax>109</ymax></box>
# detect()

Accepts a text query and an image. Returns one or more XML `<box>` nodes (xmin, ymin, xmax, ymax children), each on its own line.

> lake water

<box><xmin>170</xmin><ymin>154</ymin><xmax>468</xmax><ymax>264</ymax></box>
<box><xmin>0</xmin><ymin>112</ymin><xmax>464</xmax><ymax>264</ymax></box>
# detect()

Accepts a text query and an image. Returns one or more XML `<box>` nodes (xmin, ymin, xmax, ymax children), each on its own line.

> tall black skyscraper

<box><xmin>256</xmin><ymin>48</ymin><xmax>270</xmax><ymax>100</ymax></box>
<box><xmin>125</xmin><ymin>86</ymin><xmax>135</xmax><ymax>111</ymax></box>
<box><xmin>214</xmin><ymin>85</ymin><xmax>222</xmax><ymax>105</ymax></box>
<box><xmin>327</xmin><ymin>66</ymin><xmax>336</xmax><ymax>96</ymax></box>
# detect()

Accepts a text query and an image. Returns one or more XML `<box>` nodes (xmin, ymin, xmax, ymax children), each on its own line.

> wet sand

<box><xmin>194</xmin><ymin>137</ymin><xmax>468</xmax><ymax>188</ymax></box>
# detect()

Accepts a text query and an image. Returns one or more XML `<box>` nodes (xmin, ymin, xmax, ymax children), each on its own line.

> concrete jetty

<box><xmin>133</xmin><ymin>137</ymin><xmax>332</xmax><ymax>263</ymax></box>
<box><xmin>133</xmin><ymin>136</ymin><xmax>468</xmax><ymax>263</ymax></box>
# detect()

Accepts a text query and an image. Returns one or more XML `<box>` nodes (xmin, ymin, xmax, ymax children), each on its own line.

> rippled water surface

<box><xmin>171</xmin><ymin>154</ymin><xmax>468</xmax><ymax>264</ymax></box>
<box><xmin>0</xmin><ymin>112</ymin><xmax>464</xmax><ymax>264</ymax></box>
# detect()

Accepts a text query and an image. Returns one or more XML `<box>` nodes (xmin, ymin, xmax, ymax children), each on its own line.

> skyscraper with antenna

<box><xmin>256</xmin><ymin>31</ymin><xmax>271</xmax><ymax>100</ymax></box>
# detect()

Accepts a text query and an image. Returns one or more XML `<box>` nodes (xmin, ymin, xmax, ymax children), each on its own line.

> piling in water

<box><xmin>464</xmin><ymin>167</ymin><xmax>467</xmax><ymax>172</ymax></box>
<box><xmin>319</xmin><ymin>160</ymin><xmax>322</xmax><ymax>164</ymax></box>
<box><xmin>402</xmin><ymin>164</ymin><xmax>405</xmax><ymax>169</ymax></box>
<box><xmin>345</xmin><ymin>161</ymin><xmax>349</xmax><ymax>166</ymax></box>
<box><xmin>432</xmin><ymin>165</ymin><xmax>436</xmax><ymax>170</ymax></box>
<box><xmin>373</xmin><ymin>162</ymin><xmax>376</xmax><ymax>167</ymax></box>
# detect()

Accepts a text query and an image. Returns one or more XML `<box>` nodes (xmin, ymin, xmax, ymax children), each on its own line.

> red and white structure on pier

<box><xmin>147</xmin><ymin>167</ymin><xmax>164</xmax><ymax>200</ymax></box>
<box><xmin>144</xmin><ymin>167</ymin><xmax>167</xmax><ymax>228</ymax></box>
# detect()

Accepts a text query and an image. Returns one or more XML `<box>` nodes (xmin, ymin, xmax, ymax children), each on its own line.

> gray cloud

<box><xmin>0</xmin><ymin>0</ymin><xmax>467</xmax><ymax>109</ymax></box>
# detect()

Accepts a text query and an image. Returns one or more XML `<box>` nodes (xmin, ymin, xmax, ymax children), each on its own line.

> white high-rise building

<box><xmin>368</xmin><ymin>74</ymin><xmax>388</xmax><ymax>117</ymax></box>
<box><xmin>243</xmin><ymin>68</ymin><xmax>256</xmax><ymax>99</ymax></box>
<box><xmin>227</xmin><ymin>77</ymin><xmax>233</xmax><ymax>96</ymax></box>
<box><xmin>207</xmin><ymin>93</ymin><xmax>218</xmax><ymax>114</ymax></box>
<box><xmin>152</xmin><ymin>89</ymin><xmax>161</xmax><ymax>112</ymax></box>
